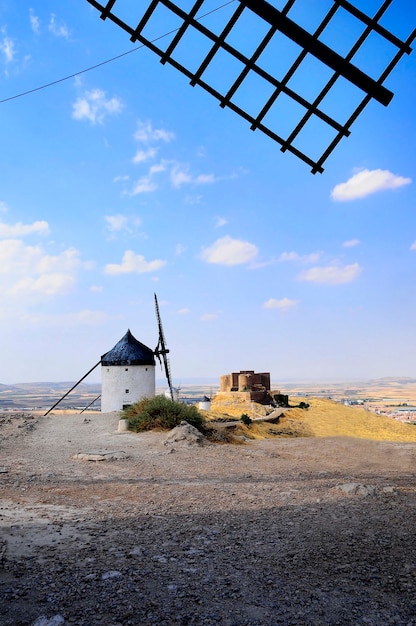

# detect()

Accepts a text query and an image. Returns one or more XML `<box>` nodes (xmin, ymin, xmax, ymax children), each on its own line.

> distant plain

<box><xmin>1</xmin><ymin>377</ymin><xmax>416</xmax><ymax>415</ymax></box>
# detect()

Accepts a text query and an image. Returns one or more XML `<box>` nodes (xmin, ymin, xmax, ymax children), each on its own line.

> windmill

<box><xmin>154</xmin><ymin>293</ymin><xmax>174</xmax><ymax>401</ymax></box>
<box><xmin>44</xmin><ymin>295</ymin><xmax>173</xmax><ymax>414</ymax></box>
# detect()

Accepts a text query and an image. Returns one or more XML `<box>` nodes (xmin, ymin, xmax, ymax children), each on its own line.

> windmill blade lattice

<box><xmin>154</xmin><ymin>293</ymin><xmax>174</xmax><ymax>401</ymax></box>
<box><xmin>85</xmin><ymin>0</ymin><xmax>415</xmax><ymax>173</ymax></box>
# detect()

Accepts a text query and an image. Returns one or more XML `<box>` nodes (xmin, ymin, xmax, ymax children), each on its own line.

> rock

<box><xmin>101</xmin><ymin>570</ymin><xmax>122</xmax><ymax>580</ymax></box>
<box><xmin>117</xmin><ymin>419</ymin><xmax>129</xmax><ymax>432</ymax></box>
<box><xmin>381</xmin><ymin>486</ymin><xmax>397</xmax><ymax>494</ymax></box>
<box><xmin>164</xmin><ymin>421</ymin><xmax>206</xmax><ymax>446</ymax></box>
<box><xmin>72</xmin><ymin>451</ymin><xmax>128</xmax><ymax>462</ymax></box>
<box><xmin>336</xmin><ymin>483</ymin><xmax>376</xmax><ymax>496</ymax></box>
<box><xmin>336</xmin><ymin>483</ymin><xmax>398</xmax><ymax>497</ymax></box>
<box><xmin>32</xmin><ymin>615</ymin><xmax>65</xmax><ymax>626</ymax></box>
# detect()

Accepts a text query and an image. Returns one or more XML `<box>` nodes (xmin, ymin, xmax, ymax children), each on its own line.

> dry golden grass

<box><xmin>280</xmin><ymin>398</ymin><xmax>416</xmax><ymax>441</ymax></box>
<box><xmin>207</xmin><ymin>395</ymin><xmax>272</xmax><ymax>420</ymax></box>
<box><xmin>206</xmin><ymin>395</ymin><xmax>416</xmax><ymax>442</ymax></box>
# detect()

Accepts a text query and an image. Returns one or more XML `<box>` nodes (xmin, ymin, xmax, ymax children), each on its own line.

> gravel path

<box><xmin>1</xmin><ymin>412</ymin><xmax>415</xmax><ymax>625</ymax></box>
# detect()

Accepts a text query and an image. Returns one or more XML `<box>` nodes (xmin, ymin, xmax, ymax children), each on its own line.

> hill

<box><xmin>207</xmin><ymin>395</ymin><xmax>416</xmax><ymax>442</ymax></box>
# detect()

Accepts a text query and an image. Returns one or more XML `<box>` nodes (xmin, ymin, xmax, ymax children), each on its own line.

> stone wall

<box><xmin>218</xmin><ymin>370</ymin><xmax>271</xmax><ymax>404</ymax></box>
<box><xmin>101</xmin><ymin>364</ymin><xmax>155</xmax><ymax>412</ymax></box>
<box><xmin>220</xmin><ymin>370</ymin><xmax>270</xmax><ymax>393</ymax></box>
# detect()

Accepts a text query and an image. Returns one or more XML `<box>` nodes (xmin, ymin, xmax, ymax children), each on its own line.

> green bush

<box><xmin>273</xmin><ymin>394</ymin><xmax>289</xmax><ymax>407</ymax></box>
<box><xmin>123</xmin><ymin>395</ymin><xmax>204</xmax><ymax>432</ymax></box>
<box><xmin>298</xmin><ymin>402</ymin><xmax>310</xmax><ymax>410</ymax></box>
<box><xmin>240</xmin><ymin>413</ymin><xmax>252</xmax><ymax>426</ymax></box>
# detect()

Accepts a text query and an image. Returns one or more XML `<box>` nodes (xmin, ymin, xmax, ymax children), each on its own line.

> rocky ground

<box><xmin>0</xmin><ymin>411</ymin><xmax>415</xmax><ymax>626</ymax></box>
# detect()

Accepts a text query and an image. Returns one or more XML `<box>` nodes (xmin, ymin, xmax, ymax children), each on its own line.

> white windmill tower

<box><xmin>100</xmin><ymin>294</ymin><xmax>174</xmax><ymax>412</ymax></box>
<box><xmin>100</xmin><ymin>329</ymin><xmax>156</xmax><ymax>412</ymax></box>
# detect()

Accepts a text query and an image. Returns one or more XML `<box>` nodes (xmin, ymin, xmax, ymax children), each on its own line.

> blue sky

<box><xmin>0</xmin><ymin>0</ymin><xmax>415</xmax><ymax>385</ymax></box>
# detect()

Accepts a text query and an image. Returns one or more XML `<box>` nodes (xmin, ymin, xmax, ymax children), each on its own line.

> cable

<box><xmin>0</xmin><ymin>47</ymin><xmax>144</xmax><ymax>104</ymax></box>
<box><xmin>0</xmin><ymin>0</ymin><xmax>236</xmax><ymax>106</ymax></box>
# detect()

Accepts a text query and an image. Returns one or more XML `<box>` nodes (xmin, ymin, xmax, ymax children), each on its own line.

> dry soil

<box><xmin>0</xmin><ymin>411</ymin><xmax>415</xmax><ymax>626</ymax></box>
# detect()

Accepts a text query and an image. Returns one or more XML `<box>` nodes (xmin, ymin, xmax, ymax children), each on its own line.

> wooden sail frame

<box><xmin>86</xmin><ymin>0</ymin><xmax>414</xmax><ymax>172</ymax></box>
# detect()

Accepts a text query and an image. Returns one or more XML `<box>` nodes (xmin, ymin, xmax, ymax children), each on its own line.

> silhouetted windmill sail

<box><xmin>86</xmin><ymin>0</ymin><xmax>415</xmax><ymax>173</ymax></box>
<box><xmin>154</xmin><ymin>293</ymin><xmax>174</xmax><ymax>401</ymax></box>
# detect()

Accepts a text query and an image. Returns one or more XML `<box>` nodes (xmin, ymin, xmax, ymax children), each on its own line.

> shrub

<box><xmin>123</xmin><ymin>395</ymin><xmax>204</xmax><ymax>432</ymax></box>
<box><xmin>298</xmin><ymin>402</ymin><xmax>310</xmax><ymax>410</ymax></box>
<box><xmin>202</xmin><ymin>426</ymin><xmax>236</xmax><ymax>444</ymax></box>
<box><xmin>240</xmin><ymin>413</ymin><xmax>252</xmax><ymax>426</ymax></box>
<box><xmin>273</xmin><ymin>394</ymin><xmax>289</xmax><ymax>407</ymax></box>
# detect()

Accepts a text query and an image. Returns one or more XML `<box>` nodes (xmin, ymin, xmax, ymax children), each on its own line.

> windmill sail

<box><xmin>154</xmin><ymin>293</ymin><xmax>174</xmax><ymax>401</ymax></box>
<box><xmin>85</xmin><ymin>0</ymin><xmax>415</xmax><ymax>173</ymax></box>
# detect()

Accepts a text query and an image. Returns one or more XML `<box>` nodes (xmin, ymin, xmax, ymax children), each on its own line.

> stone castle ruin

<box><xmin>219</xmin><ymin>370</ymin><xmax>271</xmax><ymax>404</ymax></box>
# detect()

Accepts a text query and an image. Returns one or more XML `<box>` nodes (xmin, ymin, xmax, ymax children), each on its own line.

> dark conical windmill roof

<box><xmin>101</xmin><ymin>329</ymin><xmax>155</xmax><ymax>366</ymax></box>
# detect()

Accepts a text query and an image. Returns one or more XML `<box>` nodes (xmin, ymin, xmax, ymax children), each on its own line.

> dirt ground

<box><xmin>1</xmin><ymin>411</ymin><xmax>415</xmax><ymax>626</ymax></box>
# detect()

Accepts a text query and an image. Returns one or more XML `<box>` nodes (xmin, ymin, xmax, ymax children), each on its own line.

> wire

<box><xmin>0</xmin><ymin>47</ymin><xmax>144</xmax><ymax>104</ymax></box>
<box><xmin>0</xmin><ymin>0</ymin><xmax>236</xmax><ymax>106</ymax></box>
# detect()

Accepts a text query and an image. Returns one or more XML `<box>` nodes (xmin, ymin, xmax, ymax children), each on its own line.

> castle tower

<box><xmin>101</xmin><ymin>329</ymin><xmax>155</xmax><ymax>412</ymax></box>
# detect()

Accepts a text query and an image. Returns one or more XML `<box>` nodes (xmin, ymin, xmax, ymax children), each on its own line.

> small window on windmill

<box><xmin>125</xmin><ymin>389</ymin><xmax>129</xmax><ymax>394</ymax></box>
<box><xmin>125</xmin><ymin>368</ymin><xmax>129</xmax><ymax>371</ymax></box>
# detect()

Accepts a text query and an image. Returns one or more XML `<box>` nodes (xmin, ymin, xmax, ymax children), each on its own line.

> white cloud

<box><xmin>129</xmin><ymin>121</ymin><xmax>221</xmax><ymax>193</ymax></box>
<box><xmin>48</xmin><ymin>14</ymin><xmax>70</xmax><ymax>39</ymax></box>
<box><xmin>104</xmin><ymin>214</ymin><xmax>127</xmax><ymax>233</ymax></box>
<box><xmin>29</xmin><ymin>9</ymin><xmax>40</xmax><ymax>34</ymax></box>
<box><xmin>279</xmin><ymin>251</ymin><xmax>298</xmax><ymax>261</ymax></box>
<box><xmin>215</xmin><ymin>217</ymin><xmax>228</xmax><ymax>228</ymax></box>
<box><xmin>195</xmin><ymin>173</ymin><xmax>215</xmax><ymax>185</ymax></box>
<box><xmin>113</xmin><ymin>175</ymin><xmax>129</xmax><ymax>183</ymax></box>
<box><xmin>343</xmin><ymin>238</ymin><xmax>360</xmax><ymax>248</ymax></box>
<box><xmin>104</xmin><ymin>250</ymin><xmax>166</xmax><ymax>275</ymax></box>
<box><xmin>149</xmin><ymin>163</ymin><xmax>165</xmax><ymax>175</ymax></box>
<box><xmin>170</xmin><ymin>164</ymin><xmax>216</xmax><ymax>188</ymax></box>
<box><xmin>298</xmin><ymin>262</ymin><xmax>362</xmax><ymax>285</ymax></box>
<box><xmin>0</xmin><ymin>240</ymin><xmax>81</xmax><ymax>275</ymax></box>
<box><xmin>129</xmin><ymin>162</ymin><xmax>166</xmax><ymax>195</ymax></box>
<box><xmin>170</xmin><ymin>165</ymin><xmax>193</xmax><ymax>188</ymax></box>
<box><xmin>36</xmin><ymin>247</ymin><xmax>81</xmax><ymax>273</ymax></box>
<box><xmin>132</xmin><ymin>147</ymin><xmax>157</xmax><ymax>163</ymax></box>
<box><xmin>134</xmin><ymin>121</ymin><xmax>174</xmax><ymax>144</ymax></box>
<box><xmin>200</xmin><ymin>235</ymin><xmax>258</xmax><ymax>266</ymax></box>
<box><xmin>10</xmin><ymin>273</ymin><xmax>75</xmax><ymax>296</ymax></box>
<box><xmin>0</xmin><ymin>201</ymin><xmax>8</xmax><ymax>213</ymax></box>
<box><xmin>331</xmin><ymin>169</ymin><xmax>411</xmax><ymax>201</ymax></box>
<box><xmin>175</xmin><ymin>243</ymin><xmax>186</xmax><ymax>256</ymax></box>
<box><xmin>131</xmin><ymin>175</ymin><xmax>158</xmax><ymax>195</ymax></box>
<box><xmin>201</xmin><ymin>313</ymin><xmax>219</xmax><ymax>321</ymax></box>
<box><xmin>90</xmin><ymin>285</ymin><xmax>103</xmax><ymax>293</ymax></box>
<box><xmin>263</xmin><ymin>297</ymin><xmax>299</xmax><ymax>312</ymax></box>
<box><xmin>184</xmin><ymin>194</ymin><xmax>203</xmax><ymax>205</ymax></box>
<box><xmin>0</xmin><ymin>36</ymin><xmax>15</xmax><ymax>64</ymax></box>
<box><xmin>104</xmin><ymin>213</ymin><xmax>142</xmax><ymax>236</ymax></box>
<box><xmin>177</xmin><ymin>307</ymin><xmax>190</xmax><ymax>315</ymax></box>
<box><xmin>0</xmin><ymin>220</ymin><xmax>49</xmax><ymax>238</ymax></box>
<box><xmin>410</xmin><ymin>241</ymin><xmax>416</xmax><ymax>251</ymax></box>
<box><xmin>72</xmin><ymin>89</ymin><xmax>123</xmax><ymax>125</ymax></box>
<box><xmin>0</xmin><ymin>239</ymin><xmax>82</xmax><ymax>299</ymax></box>
<box><xmin>279</xmin><ymin>250</ymin><xmax>322</xmax><ymax>264</ymax></box>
